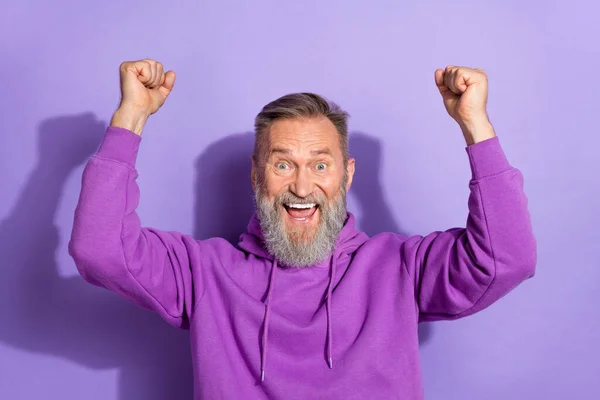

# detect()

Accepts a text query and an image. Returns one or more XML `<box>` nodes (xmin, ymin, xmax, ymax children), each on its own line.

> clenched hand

<box><xmin>435</xmin><ymin>66</ymin><xmax>496</xmax><ymax>145</ymax></box>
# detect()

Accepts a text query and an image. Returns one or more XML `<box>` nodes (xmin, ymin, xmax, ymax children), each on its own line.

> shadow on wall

<box><xmin>193</xmin><ymin>132</ymin><xmax>255</xmax><ymax>242</ymax></box>
<box><xmin>0</xmin><ymin>114</ymin><xmax>431</xmax><ymax>399</ymax></box>
<box><xmin>0</xmin><ymin>114</ymin><xmax>193</xmax><ymax>400</ymax></box>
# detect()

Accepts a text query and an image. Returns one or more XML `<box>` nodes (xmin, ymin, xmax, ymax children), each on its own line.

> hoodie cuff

<box><xmin>465</xmin><ymin>136</ymin><xmax>511</xmax><ymax>180</ymax></box>
<box><xmin>96</xmin><ymin>126</ymin><xmax>141</xmax><ymax>168</ymax></box>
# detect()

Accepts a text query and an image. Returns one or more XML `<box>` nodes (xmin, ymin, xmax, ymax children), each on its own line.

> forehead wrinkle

<box><xmin>268</xmin><ymin>136</ymin><xmax>334</xmax><ymax>156</ymax></box>
<box><xmin>268</xmin><ymin>145</ymin><xmax>335</xmax><ymax>163</ymax></box>
<box><xmin>264</xmin><ymin>117</ymin><xmax>342</xmax><ymax>162</ymax></box>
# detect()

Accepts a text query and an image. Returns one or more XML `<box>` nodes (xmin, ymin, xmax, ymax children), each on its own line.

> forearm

<box><xmin>68</xmin><ymin>126</ymin><xmax>198</xmax><ymax>327</ymax></box>
<box><xmin>69</xmin><ymin>128</ymin><xmax>142</xmax><ymax>279</ymax></box>
<box><xmin>110</xmin><ymin>105</ymin><xmax>149</xmax><ymax>136</ymax></box>
<box><xmin>458</xmin><ymin>138</ymin><xmax>536</xmax><ymax>311</ymax></box>
<box><xmin>460</xmin><ymin>117</ymin><xmax>496</xmax><ymax>146</ymax></box>
<box><xmin>412</xmin><ymin>137</ymin><xmax>536</xmax><ymax>320</ymax></box>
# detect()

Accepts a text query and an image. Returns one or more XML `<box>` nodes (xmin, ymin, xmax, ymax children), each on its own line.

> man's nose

<box><xmin>289</xmin><ymin>168</ymin><xmax>314</xmax><ymax>198</ymax></box>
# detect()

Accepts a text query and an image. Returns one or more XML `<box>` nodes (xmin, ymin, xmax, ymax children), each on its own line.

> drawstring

<box><xmin>261</xmin><ymin>258</ymin><xmax>278</xmax><ymax>382</ymax></box>
<box><xmin>260</xmin><ymin>251</ymin><xmax>339</xmax><ymax>381</ymax></box>
<box><xmin>325</xmin><ymin>249</ymin><xmax>338</xmax><ymax>369</ymax></box>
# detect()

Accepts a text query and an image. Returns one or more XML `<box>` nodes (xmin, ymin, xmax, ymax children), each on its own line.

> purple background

<box><xmin>1</xmin><ymin>1</ymin><xmax>599</xmax><ymax>399</ymax></box>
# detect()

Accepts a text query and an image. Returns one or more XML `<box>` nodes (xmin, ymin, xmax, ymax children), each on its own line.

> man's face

<box><xmin>252</xmin><ymin>116</ymin><xmax>355</xmax><ymax>267</ymax></box>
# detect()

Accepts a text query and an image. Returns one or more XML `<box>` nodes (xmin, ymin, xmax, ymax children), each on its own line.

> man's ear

<box><xmin>345</xmin><ymin>158</ymin><xmax>355</xmax><ymax>191</ymax></box>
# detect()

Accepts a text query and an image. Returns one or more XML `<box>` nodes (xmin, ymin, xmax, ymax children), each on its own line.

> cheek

<box><xmin>317</xmin><ymin>174</ymin><xmax>344</xmax><ymax>198</ymax></box>
<box><xmin>263</xmin><ymin>174</ymin><xmax>289</xmax><ymax>201</ymax></box>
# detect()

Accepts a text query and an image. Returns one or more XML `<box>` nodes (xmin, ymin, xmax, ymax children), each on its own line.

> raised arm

<box><xmin>402</xmin><ymin>66</ymin><xmax>536</xmax><ymax>321</ymax></box>
<box><xmin>68</xmin><ymin>60</ymin><xmax>201</xmax><ymax>328</ymax></box>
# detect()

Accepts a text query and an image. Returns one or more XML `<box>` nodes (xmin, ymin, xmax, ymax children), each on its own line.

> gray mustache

<box><xmin>276</xmin><ymin>192</ymin><xmax>326</xmax><ymax>207</ymax></box>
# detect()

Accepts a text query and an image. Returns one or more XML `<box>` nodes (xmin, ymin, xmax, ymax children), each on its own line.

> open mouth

<box><xmin>283</xmin><ymin>203</ymin><xmax>319</xmax><ymax>221</ymax></box>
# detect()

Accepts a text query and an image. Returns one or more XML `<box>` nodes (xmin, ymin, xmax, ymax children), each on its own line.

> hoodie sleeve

<box><xmin>400</xmin><ymin>136</ymin><xmax>536</xmax><ymax>322</ymax></box>
<box><xmin>68</xmin><ymin>126</ymin><xmax>201</xmax><ymax>329</ymax></box>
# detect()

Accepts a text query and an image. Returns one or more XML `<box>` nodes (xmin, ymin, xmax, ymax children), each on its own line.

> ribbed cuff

<box><xmin>96</xmin><ymin>126</ymin><xmax>141</xmax><ymax>168</ymax></box>
<box><xmin>466</xmin><ymin>136</ymin><xmax>511</xmax><ymax>180</ymax></box>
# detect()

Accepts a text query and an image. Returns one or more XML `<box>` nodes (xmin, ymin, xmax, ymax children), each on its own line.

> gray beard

<box><xmin>254</xmin><ymin>184</ymin><xmax>348</xmax><ymax>268</ymax></box>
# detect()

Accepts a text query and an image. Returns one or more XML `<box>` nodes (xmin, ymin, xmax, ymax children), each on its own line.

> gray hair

<box><xmin>253</xmin><ymin>93</ymin><xmax>350</xmax><ymax>166</ymax></box>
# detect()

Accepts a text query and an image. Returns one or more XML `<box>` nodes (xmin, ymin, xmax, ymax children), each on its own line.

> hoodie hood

<box><xmin>236</xmin><ymin>211</ymin><xmax>369</xmax><ymax>381</ymax></box>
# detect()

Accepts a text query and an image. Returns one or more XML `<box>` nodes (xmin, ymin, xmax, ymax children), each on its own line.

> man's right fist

<box><xmin>118</xmin><ymin>59</ymin><xmax>176</xmax><ymax>117</ymax></box>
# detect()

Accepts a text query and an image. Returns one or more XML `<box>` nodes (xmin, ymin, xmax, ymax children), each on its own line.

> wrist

<box><xmin>459</xmin><ymin>117</ymin><xmax>496</xmax><ymax>145</ymax></box>
<box><xmin>110</xmin><ymin>105</ymin><xmax>149</xmax><ymax>136</ymax></box>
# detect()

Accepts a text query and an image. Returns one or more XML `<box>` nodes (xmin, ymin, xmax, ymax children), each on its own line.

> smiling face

<box><xmin>252</xmin><ymin>116</ymin><xmax>355</xmax><ymax>267</ymax></box>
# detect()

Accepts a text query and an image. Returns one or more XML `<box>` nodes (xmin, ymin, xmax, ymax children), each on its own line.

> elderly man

<box><xmin>69</xmin><ymin>59</ymin><xmax>536</xmax><ymax>399</ymax></box>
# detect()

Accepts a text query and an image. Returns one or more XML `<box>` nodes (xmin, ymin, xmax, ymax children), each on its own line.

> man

<box><xmin>69</xmin><ymin>59</ymin><xmax>536</xmax><ymax>399</ymax></box>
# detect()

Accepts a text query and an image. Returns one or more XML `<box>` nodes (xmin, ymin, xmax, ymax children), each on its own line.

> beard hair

<box><xmin>254</xmin><ymin>178</ymin><xmax>348</xmax><ymax>268</ymax></box>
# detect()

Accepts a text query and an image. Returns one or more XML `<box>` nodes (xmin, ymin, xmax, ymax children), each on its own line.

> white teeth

<box><xmin>286</xmin><ymin>203</ymin><xmax>316</xmax><ymax>209</ymax></box>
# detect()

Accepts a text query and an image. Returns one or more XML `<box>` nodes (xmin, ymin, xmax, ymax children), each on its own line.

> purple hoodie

<box><xmin>69</xmin><ymin>126</ymin><xmax>536</xmax><ymax>399</ymax></box>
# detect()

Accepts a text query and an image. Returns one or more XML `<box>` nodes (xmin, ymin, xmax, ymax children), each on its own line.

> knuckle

<box><xmin>139</xmin><ymin>61</ymin><xmax>152</xmax><ymax>72</ymax></box>
<box><xmin>138</xmin><ymin>60</ymin><xmax>152</xmax><ymax>70</ymax></box>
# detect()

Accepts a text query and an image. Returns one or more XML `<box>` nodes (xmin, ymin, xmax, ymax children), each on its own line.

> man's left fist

<box><xmin>435</xmin><ymin>66</ymin><xmax>489</xmax><ymax>124</ymax></box>
<box><xmin>435</xmin><ymin>66</ymin><xmax>495</xmax><ymax>144</ymax></box>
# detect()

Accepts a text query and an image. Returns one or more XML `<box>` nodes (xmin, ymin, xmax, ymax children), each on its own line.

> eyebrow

<box><xmin>269</xmin><ymin>148</ymin><xmax>334</xmax><ymax>157</ymax></box>
<box><xmin>310</xmin><ymin>148</ymin><xmax>333</xmax><ymax>157</ymax></box>
<box><xmin>270</xmin><ymin>148</ymin><xmax>292</xmax><ymax>156</ymax></box>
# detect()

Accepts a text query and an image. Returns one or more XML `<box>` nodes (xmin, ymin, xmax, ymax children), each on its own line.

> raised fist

<box><xmin>435</xmin><ymin>66</ymin><xmax>488</xmax><ymax>127</ymax></box>
<box><xmin>118</xmin><ymin>59</ymin><xmax>176</xmax><ymax>117</ymax></box>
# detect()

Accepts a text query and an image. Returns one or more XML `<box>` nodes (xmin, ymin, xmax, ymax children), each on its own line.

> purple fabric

<box><xmin>69</xmin><ymin>126</ymin><xmax>536</xmax><ymax>399</ymax></box>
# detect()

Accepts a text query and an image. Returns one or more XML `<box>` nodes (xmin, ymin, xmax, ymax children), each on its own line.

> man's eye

<box><xmin>276</xmin><ymin>163</ymin><xmax>289</xmax><ymax>170</ymax></box>
<box><xmin>316</xmin><ymin>163</ymin><xmax>327</xmax><ymax>171</ymax></box>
